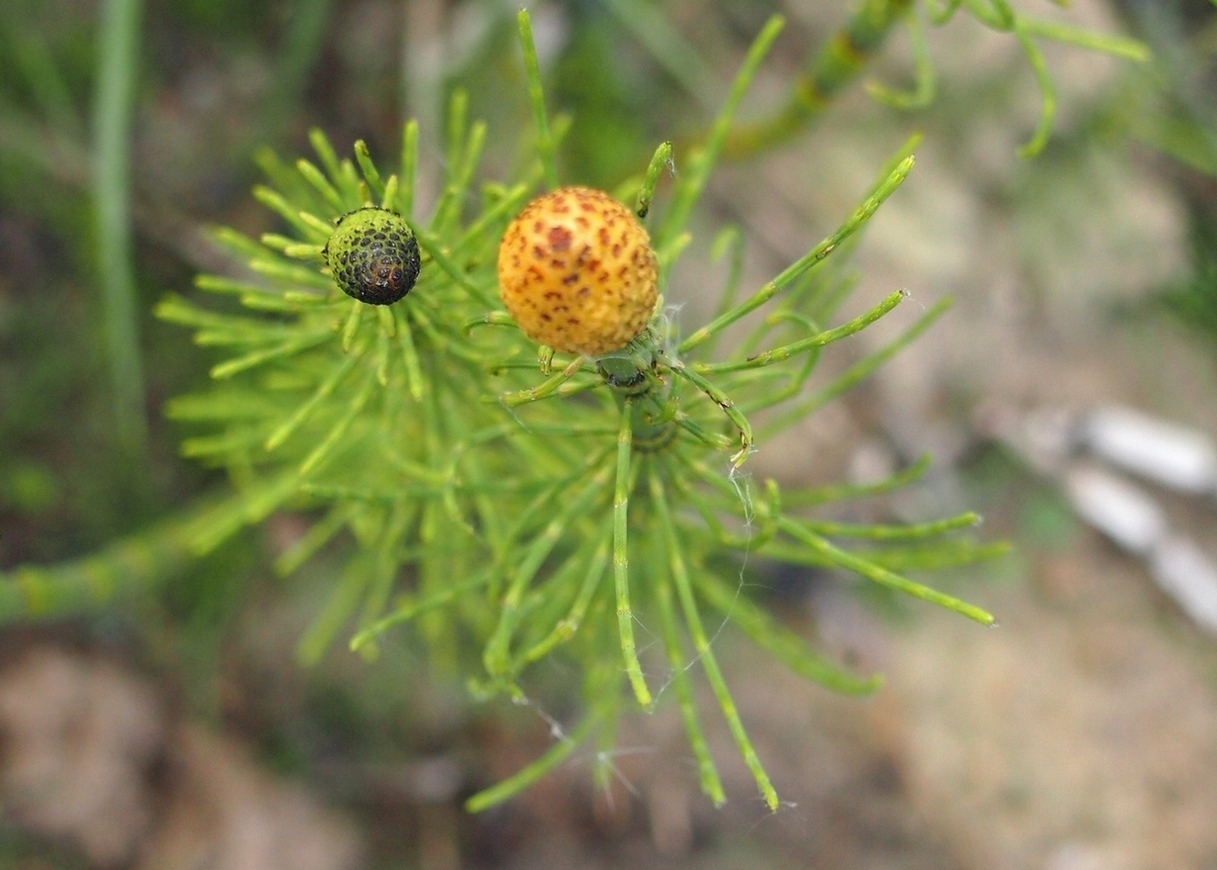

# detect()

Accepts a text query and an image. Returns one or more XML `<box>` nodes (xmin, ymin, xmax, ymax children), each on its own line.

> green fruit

<box><xmin>323</xmin><ymin>207</ymin><xmax>421</xmax><ymax>305</ymax></box>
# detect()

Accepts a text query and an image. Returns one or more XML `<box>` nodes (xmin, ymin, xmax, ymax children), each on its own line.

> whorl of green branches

<box><xmin>147</xmin><ymin>13</ymin><xmax>1006</xmax><ymax>811</ymax></box>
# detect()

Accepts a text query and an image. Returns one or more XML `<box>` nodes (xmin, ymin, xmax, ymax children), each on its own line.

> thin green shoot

<box><xmin>398</xmin><ymin>119</ymin><xmax>419</xmax><ymax>218</ymax></box>
<box><xmin>517</xmin><ymin>11</ymin><xmax>559</xmax><ymax>190</ymax></box>
<box><xmin>679</xmin><ymin>157</ymin><xmax>914</xmax><ymax>352</ymax></box>
<box><xmin>636</xmin><ymin>140</ymin><xmax>674</xmax><ymax>219</ymax></box>
<box><xmin>696</xmin><ymin>289</ymin><xmax>906</xmax><ymax>374</ymax></box>
<box><xmin>264</xmin><ymin>346</ymin><xmax>363</xmax><ymax>450</ymax></box>
<box><xmin>866</xmin><ymin>8</ymin><xmax>936</xmax><ymax>109</ymax></box>
<box><xmin>393</xmin><ymin>308</ymin><xmax>425</xmax><ymax>401</ymax></box>
<box><xmin>649</xmin><ymin>466</ymin><xmax>780</xmax><ymax>811</ymax></box>
<box><xmin>1012</xmin><ymin>25</ymin><xmax>1056</xmax><ymax>159</ymax></box>
<box><xmin>754</xmin><ymin>294</ymin><xmax>950</xmax><ymax>430</ymax></box>
<box><xmin>296</xmin><ymin>158</ymin><xmax>347</xmax><ymax>215</ymax></box>
<box><xmin>614</xmin><ymin>402</ymin><xmax>652</xmax><ymax>707</ymax></box>
<box><xmin>484</xmin><ymin>465</ymin><xmax>613</xmax><ymax>680</ymax></box>
<box><xmin>668</xmin><ymin>362</ymin><xmax>752</xmax><ymax>467</ymax></box>
<box><xmin>523</xmin><ymin>530</ymin><xmax>613</xmax><ymax>663</ymax></box>
<box><xmin>92</xmin><ymin>0</ymin><xmax>146</xmax><ymax>455</ymax></box>
<box><xmin>777</xmin><ymin>517</ymin><xmax>995</xmax><ymax>624</ymax></box>
<box><xmin>694</xmin><ymin>568</ymin><xmax>882</xmax><ymax>695</ymax></box>
<box><xmin>353</xmin><ymin>139</ymin><xmax>385</xmax><ymax>201</ymax></box>
<box><xmin>465</xmin><ymin>711</ymin><xmax>604</xmax><ymax>812</ymax></box>
<box><xmin>654</xmin><ymin>575</ymin><xmax>726</xmax><ymax>805</ymax></box>
<box><xmin>298</xmin><ymin>367</ymin><xmax>376</xmax><ymax>475</ymax></box>
<box><xmin>657</xmin><ymin>15</ymin><xmax>785</xmax><ymax>252</ymax></box>
<box><xmin>802</xmin><ymin>511</ymin><xmax>981</xmax><ymax>540</ymax></box>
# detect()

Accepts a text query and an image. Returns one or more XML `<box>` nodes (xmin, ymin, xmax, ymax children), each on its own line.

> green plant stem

<box><xmin>465</xmin><ymin>710</ymin><xmax>603</xmax><ymax>812</ymax></box>
<box><xmin>755</xmin><ymin>294</ymin><xmax>950</xmax><ymax>428</ymax></box>
<box><xmin>518</xmin><ymin>11</ymin><xmax>559</xmax><ymax>190</ymax></box>
<box><xmin>776</xmin><ymin>516</ymin><xmax>995</xmax><ymax>624</ymax></box>
<box><xmin>694</xmin><ymin>568</ymin><xmax>881</xmax><ymax>695</ymax></box>
<box><xmin>0</xmin><ymin>496</ymin><xmax>230</xmax><ymax>623</ymax></box>
<box><xmin>679</xmin><ymin>156</ymin><xmax>913</xmax><ymax>353</ymax></box>
<box><xmin>724</xmin><ymin>0</ymin><xmax>913</xmax><ymax>159</ymax></box>
<box><xmin>697</xmin><ymin>289</ymin><xmax>907</xmax><ymax>374</ymax></box>
<box><xmin>636</xmin><ymin>140</ymin><xmax>673</xmax><ymax>218</ymax></box>
<box><xmin>614</xmin><ymin>402</ymin><xmax>652</xmax><ymax>707</ymax></box>
<box><xmin>649</xmin><ymin>466</ymin><xmax>780</xmax><ymax>811</ymax></box>
<box><xmin>658</xmin><ymin>15</ymin><xmax>785</xmax><ymax>253</ymax></box>
<box><xmin>654</xmin><ymin>572</ymin><xmax>726</xmax><ymax>805</ymax></box>
<box><xmin>92</xmin><ymin>0</ymin><xmax>146</xmax><ymax>455</ymax></box>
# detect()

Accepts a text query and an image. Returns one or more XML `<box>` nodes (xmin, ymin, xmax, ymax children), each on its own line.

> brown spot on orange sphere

<box><xmin>498</xmin><ymin>186</ymin><xmax>658</xmax><ymax>356</ymax></box>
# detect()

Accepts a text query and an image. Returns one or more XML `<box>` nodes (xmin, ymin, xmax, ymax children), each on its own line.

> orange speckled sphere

<box><xmin>497</xmin><ymin>186</ymin><xmax>659</xmax><ymax>356</ymax></box>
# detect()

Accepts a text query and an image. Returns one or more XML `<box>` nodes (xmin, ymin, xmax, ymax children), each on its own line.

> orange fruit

<box><xmin>497</xmin><ymin>186</ymin><xmax>659</xmax><ymax>356</ymax></box>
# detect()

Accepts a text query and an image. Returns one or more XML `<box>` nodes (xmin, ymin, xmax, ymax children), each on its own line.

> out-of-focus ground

<box><xmin>3</xmin><ymin>0</ymin><xmax>1217</xmax><ymax>867</ymax></box>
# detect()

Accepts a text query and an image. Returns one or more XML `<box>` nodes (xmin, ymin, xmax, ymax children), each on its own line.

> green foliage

<box><xmin>156</xmin><ymin>13</ymin><xmax>1002</xmax><ymax>812</ymax></box>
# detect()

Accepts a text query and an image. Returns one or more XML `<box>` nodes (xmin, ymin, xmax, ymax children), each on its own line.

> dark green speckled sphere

<box><xmin>323</xmin><ymin>207</ymin><xmax>420</xmax><ymax>305</ymax></box>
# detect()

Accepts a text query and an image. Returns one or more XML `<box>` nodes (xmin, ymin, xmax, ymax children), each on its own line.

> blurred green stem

<box><xmin>92</xmin><ymin>0</ymin><xmax>146</xmax><ymax>455</ymax></box>
<box><xmin>0</xmin><ymin>496</ymin><xmax>228</xmax><ymax>623</ymax></box>
<box><xmin>724</xmin><ymin>0</ymin><xmax>912</xmax><ymax>159</ymax></box>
